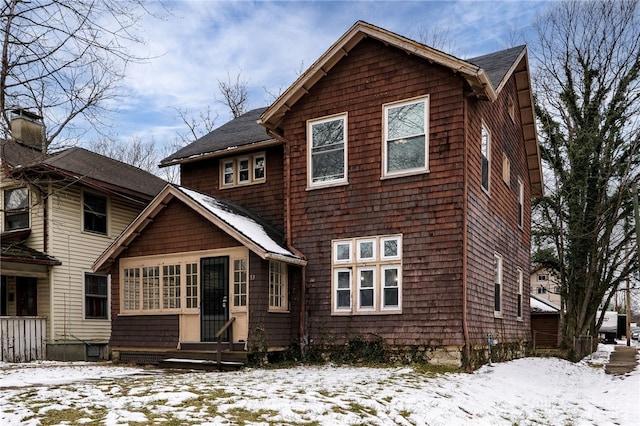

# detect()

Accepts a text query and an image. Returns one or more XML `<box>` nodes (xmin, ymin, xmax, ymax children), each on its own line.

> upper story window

<box><xmin>83</xmin><ymin>192</ymin><xmax>107</xmax><ymax>235</ymax></box>
<box><xmin>3</xmin><ymin>187</ymin><xmax>29</xmax><ymax>231</ymax></box>
<box><xmin>517</xmin><ymin>178</ymin><xmax>524</xmax><ymax>229</ymax></box>
<box><xmin>307</xmin><ymin>113</ymin><xmax>347</xmax><ymax>188</ymax></box>
<box><xmin>332</xmin><ymin>234</ymin><xmax>402</xmax><ymax>315</ymax></box>
<box><xmin>383</xmin><ymin>96</ymin><xmax>429</xmax><ymax>177</ymax></box>
<box><xmin>481</xmin><ymin>123</ymin><xmax>491</xmax><ymax>193</ymax></box>
<box><xmin>220</xmin><ymin>152</ymin><xmax>266</xmax><ymax>189</ymax></box>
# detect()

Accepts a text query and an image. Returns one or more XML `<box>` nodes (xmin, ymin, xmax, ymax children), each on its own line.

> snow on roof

<box><xmin>530</xmin><ymin>296</ymin><xmax>559</xmax><ymax>313</ymax></box>
<box><xmin>178</xmin><ymin>186</ymin><xmax>303</xmax><ymax>263</ymax></box>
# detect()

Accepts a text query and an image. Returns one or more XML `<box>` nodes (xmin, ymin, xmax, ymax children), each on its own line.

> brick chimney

<box><xmin>10</xmin><ymin>109</ymin><xmax>46</xmax><ymax>152</ymax></box>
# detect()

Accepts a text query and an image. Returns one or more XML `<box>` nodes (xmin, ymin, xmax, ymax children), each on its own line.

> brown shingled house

<box><xmin>1</xmin><ymin>110</ymin><xmax>166</xmax><ymax>361</ymax></box>
<box><xmin>95</xmin><ymin>21</ymin><xmax>542</xmax><ymax>368</ymax></box>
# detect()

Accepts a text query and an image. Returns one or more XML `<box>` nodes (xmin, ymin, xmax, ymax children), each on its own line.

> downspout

<box><xmin>266</xmin><ymin>128</ymin><xmax>308</xmax><ymax>358</ymax></box>
<box><xmin>462</xmin><ymin>97</ymin><xmax>471</xmax><ymax>369</ymax></box>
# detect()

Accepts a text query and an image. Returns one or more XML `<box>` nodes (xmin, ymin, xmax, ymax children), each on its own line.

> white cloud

<box><xmin>99</xmin><ymin>0</ymin><xmax>550</xmax><ymax>142</ymax></box>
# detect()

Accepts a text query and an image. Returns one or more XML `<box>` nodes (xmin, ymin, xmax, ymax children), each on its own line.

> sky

<box><xmin>1</xmin><ymin>343</ymin><xmax>638</xmax><ymax>425</ymax></box>
<box><xmin>98</xmin><ymin>0</ymin><xmax>554</xmax><ymax>149</ymax></box>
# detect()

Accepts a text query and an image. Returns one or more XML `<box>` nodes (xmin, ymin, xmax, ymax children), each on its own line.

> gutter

<box><xmin>266</xmin><ymin>127</ymin><xmax>309</xmax><ymax>357</ymax></box>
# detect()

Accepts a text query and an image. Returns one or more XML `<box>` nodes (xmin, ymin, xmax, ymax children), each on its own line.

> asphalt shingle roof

<box><xmin>160</xmin><ymin>107</ymin><xmax>271</xmax><ymax>166</ymax></box>
<box><xmin>467</xmin><ymin>45</ymin><xmax>526</xmax><ymax>90</ymax></box>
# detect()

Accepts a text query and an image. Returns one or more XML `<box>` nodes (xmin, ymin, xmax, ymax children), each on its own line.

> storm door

<box><xmin>200</xmin><ymin>257</ymin><xmax>230</xmax><ymax>342</ymax></box>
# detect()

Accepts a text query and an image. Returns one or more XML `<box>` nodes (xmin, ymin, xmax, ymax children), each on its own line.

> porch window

<box><xmin>83</xmin><ymin>192</ymin><xmax>107</xmax><ymax>234</ymax></box>
<box><xmin>142</xmin><ymin>266</ymin><xmax>160</xmax><ymax>310</ymax></box>
<box><xmin>308</xmin><ymin>113</ymin><xmax>347</xmax><ymax>188</ymax></box>
<box><xmin>383</xmin><ymin>96</ymin><xmax>429</xmax><ymax>177</ymax></box>
<box><xmin>219</xmin><ymin>152</ymin><xmax>266</xmax><ymax>188</ymax></box>
<box><xmin>494</xmin><ymin>253</ymin><xmax>503</xmax><ymax>316</ymax></box>
<box><xmin>162</xmin><ymin>265</ymin><xmax>180</xmax><ymax>309</ymax></box>
<box><xmin>185</xmin><ymin>263</ymin><xmax>198</xmax><ymax>309</ymax></box>
<box><xmin>123</xmin><ymin>262</ymin><xmax>201</xmax><ymax>314</ymax></box>
<box><xmin>269</xmin><ymin>261</ymin><xmax>287</xmax><ymax>311</ymax></box>
<box><xmin>85</xmin><ymin>273</ymin><xmax>108</xmax><ymax>319</ymax></box>
<box><xmin>481</xmin><ymin>124</ymin><xmax>491</xmax><ymax>192</ymax></box>
<box><xmin>331</xmin><ymin>234</ymin><xmax>402</xmax><ymax>315</ymax></box>
<box><xmin>4</xmin><ymin>187</ymin><xmax>29</xmax><ymax>230</ymax></box>
<box><xmin>233</xmin><ymin>258</ymin><xmax>247</xmax><ymax>307</ymax></box>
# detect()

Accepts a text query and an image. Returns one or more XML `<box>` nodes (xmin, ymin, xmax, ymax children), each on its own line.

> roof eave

<box><xmin>260</xmin><ymin>21</ymin><xmax>496</xmax><ymax>132</ymax></box>
<box><xmin>159</xmin><ymin>138</ymin><xmax>280</xmax><ymax>168</ymax></box>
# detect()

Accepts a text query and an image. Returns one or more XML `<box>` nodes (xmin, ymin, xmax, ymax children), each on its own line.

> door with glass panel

<box><xmin>200</xmin><ymin>257</ymin><xmax>229</xmax><ymax>342</ymax></box>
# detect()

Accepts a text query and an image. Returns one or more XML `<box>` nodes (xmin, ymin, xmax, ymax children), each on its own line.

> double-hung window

<box><xmin>494</xmin><ymin>253</ymin><xmax>503</xmax><ymax>316</ymax></box>
<box><xmin>517</xmin><ymin>178</ymin><xmax>524</xmax><ymax>228</ymax></box>
<box><xmin>517</xmin><ymin>268</ymin><xmax>523</xmax><ymax>320</ymax></box>
<box><xmin>83</xmin><ymin>192</ymin><xmax>107</xmax><ymax>235</ymax></box>
<box><xmin>269</xmin><ymin>261</ymin><xmax>288</xmax><ymax>311</ymax></box>
<box><xmin>3</xmin><ymin>187</ymin><xmax>29</xmax><ymax>230</ymax></box>
<box><xmin>84</xmin><ymin>273</ymin><xmax>108</xmax><ymax>319</ymax></box>
<box><xmin>332</xmin><ymin>235</ymin><xmax>402</xmax><ymax>315</ymax></box>
<box><xmin>383</xmin><ymin>96</ymin><xmax>429</xmax><ymax>177</ymax></box>
<box><xmin>481</xmin><ymin>123</ymin><xmax>491</xmax><ymax>192</ymax></box>
<box><xmin>308</xmin><ymin>113</ymin><xmax>347</xmax><ymax>188</ymax></box>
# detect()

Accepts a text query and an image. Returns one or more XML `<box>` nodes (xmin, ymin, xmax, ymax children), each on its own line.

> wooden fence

<box><xmin>0</xmin><ymin>317</ymin><xmax>47</xmax><ymax>362</ymax></box>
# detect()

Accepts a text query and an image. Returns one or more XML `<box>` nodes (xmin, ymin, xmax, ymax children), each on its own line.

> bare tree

<box><xmin>416</xmin><ymin>24</ymin><xmax>461</xmax><ymax>56</ymax></box>
<box><xmin>0</xmin><ymin>0</ymin><xmax>150</xmax><ymax>149</ymax></box>
<box><xmin>217</xmin><ymin>68</ymin><xmax>248</xmax><ymax>118</ymax></box>
<box><xmin>531</xmin><ymin>0</ymin><xmax>640</xmax><ymax>355</ymax></box>
<box><xmin>88</xmin><ymin>136</ymin><xmax>159</xmax><ymax>174</ymax></box>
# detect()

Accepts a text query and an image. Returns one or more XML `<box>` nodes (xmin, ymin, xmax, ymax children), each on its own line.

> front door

<box><xmin>16</xmin><ymin>277</ymin><xmax>37</xmax><ymax>316</ymax></box>
<box><xmin>201</xmin><ymin>257</ymin><xmax>229</xmax><ymax>342</ymax></box>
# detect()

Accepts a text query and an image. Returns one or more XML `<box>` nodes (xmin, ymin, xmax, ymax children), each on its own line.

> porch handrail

<box><xmin>216</xmin><ymin>316</ymin><xmax>235</xmax><ymax>370</ymax></box>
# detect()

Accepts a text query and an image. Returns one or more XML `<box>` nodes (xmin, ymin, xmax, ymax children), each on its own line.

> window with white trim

<box><xmin>383</xmin><ymin>96</ymin><xmax>429</xmax><ymax>177</ymax></box>
<box><xmin>162</xmin><ymin>264</ymin><xmax>180</xmax><ymax>309</ymax></box>
<box><xmin>494</xmin><ymin>253</ymin><xmax>503</xmax><ymax>316</ymax></box>
<box><xmin>481</xmin><ymin>123</ymin><xmax>491</xmax><ymax>192</ymax></box>
<box><xmin>220</xmin><ymin>152</ymin><xmax>266</xmax><ymax>188</ymax></box>
<box><xmin>308</xmin><ymin>113</ymin><xmax>347</xmax><ymax>187</ymax></box>
<box><xmin>3</xmin><ymin>187</ymin><xmax>29</xmax><ymax>231</ymax></box>
<box><xmin>233</xmin><ymin>258</ymin><xmax>247</xmax><ymax>307</ymax></box>
<box><xmin>517</xmin><ymin>268</ymin><xmax>523</xmax><ymax>320</ymax></box>
<box><xmin>269</xmin><ymin>261</ymin><xmax>287</xmax><ymax>311</ymax></box>
<box><xmin>332</xmin><ymin>235</ymin><xmax>402</xmax><ymax>315</ymax></box>
<box><xmin>517</xmin><ymin>178</ymin><xmax>524</xmax><ymax>228</ymax></box>
<box><xmin>185</xmin><ymin>263</ymin><xmax>198</xmax><ymax>309</ymax></box>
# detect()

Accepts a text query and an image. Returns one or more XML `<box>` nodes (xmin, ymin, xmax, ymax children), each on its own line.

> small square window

<box><xmin>381</xmin><ymin>237</ymin><xmax>401</xmax><ymax>259</ymax></box>
<box><xmin>334</xmin><ymin>241</ymin><xmax>352</xmax><ymax>263</ymax></box>
<box><xmin>357</xmin><ymin>240</ymin><xmax>375</xmax><ymax>261</ymax></box>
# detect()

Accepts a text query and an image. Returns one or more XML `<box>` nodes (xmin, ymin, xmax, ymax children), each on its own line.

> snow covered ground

<box><xmin>0</xmin><ymin>343</ymin><xmax>638</xmax><ymax>426</ymax></box>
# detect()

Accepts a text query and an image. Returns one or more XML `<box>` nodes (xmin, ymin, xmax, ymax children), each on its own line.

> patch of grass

<box><xmin>348</xmin><ymin>401</ymin><xmax>377</xmax><ymax>417</ymax></box>
<box><xmin>411</xmin><ymin>363</ymin><xmax>462</xmax><ymax>376</ymax></box>
<box><xmin>37</xmin><ymin>408</ymin><xmax>86</xmax><ymax>426</ymax></box>
<box><xmin>226</xmin><ymin>407</ymin><xmax>279</xmax><ymax>425</ymax></box>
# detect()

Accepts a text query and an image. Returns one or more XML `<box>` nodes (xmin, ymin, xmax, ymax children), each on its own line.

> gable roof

<box><xmin>93</xmin><ymin>184</ymin><xmax>307</xmax><ymax>272</ymax></box>
<box><xmin>259</xmin><ymin>20</ymin><xmax>542</xmax><ymax>197</ymax></box>
<box><xmin>160</xmin><ymin>107</ymin><xmax>275</xmax><ymax>167</ymax></box>
<box><xmin>7</xmin><ymin>145</ymin><xmax>166</xmax><ymax>203</ymax></box>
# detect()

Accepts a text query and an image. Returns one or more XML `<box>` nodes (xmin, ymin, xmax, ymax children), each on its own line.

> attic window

<box><xmin>220</xmin><ymin>152</ymin><xmax>266</xmax><ymax>189</ymax></box>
